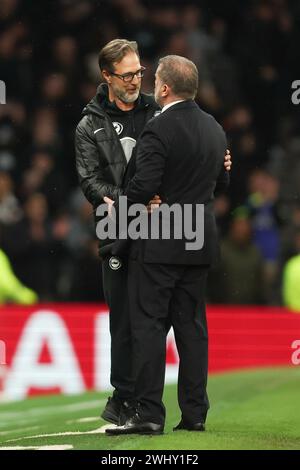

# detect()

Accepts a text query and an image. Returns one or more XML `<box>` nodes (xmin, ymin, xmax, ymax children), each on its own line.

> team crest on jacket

<box><xmin>109</xmin><ymin>256</ymin><xmax>122</xmax><ymax>270</ymax></box>
<box><xmin>113</xmin><ymin>122</ymin><xmax>123</xmax><ymax>135</ymax></box>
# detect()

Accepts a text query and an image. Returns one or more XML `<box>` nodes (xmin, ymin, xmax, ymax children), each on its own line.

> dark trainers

<box><xmin>101</xmin><ymin>396</ymin><xmax>122</xmax><ymax>425</ymax></box>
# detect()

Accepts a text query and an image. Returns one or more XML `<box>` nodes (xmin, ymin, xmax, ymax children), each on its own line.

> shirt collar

<box><xmin>161</xmin><ymin>100</ymin><xmax>185</xmax><ymax>113</ymax></box>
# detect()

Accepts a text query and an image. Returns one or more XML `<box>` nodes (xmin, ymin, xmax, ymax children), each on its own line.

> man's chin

<box><xmin>121</xmin><ymin>91</ymin><xmax>139</xmax><ymax>103</ymax></box>
<box><xmin>125</xmin><ymin>92</ymin><xmax>139</xmax><ymax>103</ymax></box>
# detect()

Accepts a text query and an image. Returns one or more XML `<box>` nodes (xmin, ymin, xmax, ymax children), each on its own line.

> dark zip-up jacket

<box><xmin>75</xmin><ymin>84</ymin><xmax>159</xmax><ymax>255</ymax></box>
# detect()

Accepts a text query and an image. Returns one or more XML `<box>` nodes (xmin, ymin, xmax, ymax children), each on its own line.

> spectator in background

<box><xmin>247</xmin><ymin>170</ymin><xmax>280</xmax><ymax>303</ymax></box>
<box><xmin>31</xmin><ymin>108</ymin><xmax>60</xmax><ymax>154</ymax></box>
<box><xmin>213</xmin><ymin>193</ymin><xmax>231</xmax><ymax>237</ymax></box>
<box><xmin>282</xmin><ymin>230</ymin><xmax>300</xmax><ymax>312</ymax></box>
<box><xmin>280</xmin><ymin>205</ymin><xmax>300</xmax><ymax>265</ymax></box>
<box><xmin>0</xmin><ymin>101</ymin><xmax>28</xmax><ymax>177</ymax></box>
<box><xmin>71</xmin><ymin>239</ymin><xmax>104</xmax><ymax>302</ymax></box>
<box><xmin>208</xmin><ymin>207</ymin><xmax>264</xmax><ymax>305</ymax></box>
<box><xmin>21</xmin><ymin>152</ymin><xmax>66</xmax><ymax>215</ymax></box>
<box><xmin>0</xmin><ymin>247</ymin><xmax>37</xmax><ymax>305</ymax></box>
<box><xmin>225</xmin><ymin>106</ymin><xmax>261</xmax><ymax>206</ymax></box>
<box><xmin>1</xmin><ymin>193</ymin><xmax>55</xmax><ymax>300</ymax></box>
<box><xmin>65</xmin><ymin>191</ymin><xmax>95</xmax><ymax>253</ymax></box>
<box><xmin>51</xmin><ymin>193</ymin><xmax>103</xmax><ymax>301</ymax></box>
<box><xmin>0</xmin><ymin>171</ymin><xmax>22</xmax><ymax>225</ymax></box>
<box><xmin>51</xmin><ymin>36</ymin><xmax>79</xmax><ymax>77</ymax></box>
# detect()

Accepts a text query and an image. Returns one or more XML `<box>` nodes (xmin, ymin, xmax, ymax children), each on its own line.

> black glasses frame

<box><xmin>110</xmin><ymin>66</ymin><xmax>146</xmax><ymax>83</ymax></box>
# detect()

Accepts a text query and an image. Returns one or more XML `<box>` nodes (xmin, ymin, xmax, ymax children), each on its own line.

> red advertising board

<box><xmin>1</xmin><ymin>304</ymin><xmax>300</xmax><ymax>401</ymax></box>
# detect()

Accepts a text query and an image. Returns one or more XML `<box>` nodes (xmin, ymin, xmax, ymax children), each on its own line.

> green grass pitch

<box><xmin>0</xmin><ymin>367</ymin><xmax>300</xmax><ymax>450</ymax></box>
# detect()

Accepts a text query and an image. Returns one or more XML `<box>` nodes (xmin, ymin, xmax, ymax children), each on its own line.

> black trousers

<box><xmin>102</xmin><ymin>255</ymin><xmax>134</xmax><ymax>400</ymax></box>
<box><xmin>128</xmin><ymin>259</ymin><xmax>210</xmax><ymax>426</ymax></box>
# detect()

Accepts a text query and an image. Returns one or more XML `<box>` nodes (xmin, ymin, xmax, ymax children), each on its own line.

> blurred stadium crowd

<box><xmin>1</xmin><ymin>0</ymin><xmax>300</xmax><ymax>306</ymax></box>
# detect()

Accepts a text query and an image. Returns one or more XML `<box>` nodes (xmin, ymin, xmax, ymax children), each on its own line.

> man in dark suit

<box><xmin>106</xmin><ymin>55</ymin><xmax>229</xmax><ymax>435</ymax></box>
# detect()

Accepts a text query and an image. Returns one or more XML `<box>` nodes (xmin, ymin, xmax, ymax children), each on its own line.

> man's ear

<box><xmin>102</xmin><ymin>69</ymin><xmax>111</xmax><ymax>84</ymax></box>
<box><xmin>162</xmin><ymin>84</ymin><xmax>169</xmax><ymax>97</ymax></box>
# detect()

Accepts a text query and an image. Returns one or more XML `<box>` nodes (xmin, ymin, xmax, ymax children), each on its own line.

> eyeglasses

<box><xmin>110</xmin><ymin>66</ymin><xmax>146</xmax><ymax>83</ymax></box>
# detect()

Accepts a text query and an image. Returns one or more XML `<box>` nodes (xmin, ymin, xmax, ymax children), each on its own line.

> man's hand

<box><xmin>147</xmin><ymin>195</ymin><xmax>162</xmax><ymax>213</ymax></box>
<box><xmin>224</xmin><ymin>149</ymin><xmax>232</xmax><ymax>171</ymax></box>
<box><xmin>103</xmin><ymin>196</ymin><xmax>115</xmax><ymax>219</ymax></box>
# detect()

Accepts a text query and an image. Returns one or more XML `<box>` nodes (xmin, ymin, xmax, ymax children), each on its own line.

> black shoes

<box><xmin>119</xmin><ymin>399</ymin><xmax>136</xmax><ymax>425</ymax></box>
<box><xmin>105</xmin><ymin>412</ymin><xmax>164</xmax><ymax>436</ymax></box>
<box><xmin>102</xmin><ymin>397</ymin><xmax>203</xmax><ymax>434</ymax></box>
<box><xmin>101</xmin><ymin>396</ymin><xmax>136</xmax><ymax>425</ymax></box>
<box><xmin>173</xmin><ymin>419</ymin><xmax>205</xmax><ymax>432</ymax></box>
<box><xmin>101</xmin><ymin>396</ymin><xmax>122</xmax><ymax>425</ymax></box>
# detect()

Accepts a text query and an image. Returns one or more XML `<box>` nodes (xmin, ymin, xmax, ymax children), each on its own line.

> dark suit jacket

<box><xmin>119</xmin><ymin>100</ymin><xmax>228</xmax><ymax>265</ymax></box>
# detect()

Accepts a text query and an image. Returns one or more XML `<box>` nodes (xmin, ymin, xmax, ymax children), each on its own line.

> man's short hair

<box><xmin>158</xmin><ymin>55</ymin><xmax>198</xmax><ymax>100</ymax></box>
<box><xmin>98</xmin><ymin>39</ymin><xmax>139</xmax><ymax>73</ymax></box>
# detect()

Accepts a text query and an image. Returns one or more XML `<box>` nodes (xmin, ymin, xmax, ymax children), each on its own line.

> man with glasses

<box><xmin>75</xmin><ymin>39</ymin><xmax>231</xmax><ymax>426</ymax></box>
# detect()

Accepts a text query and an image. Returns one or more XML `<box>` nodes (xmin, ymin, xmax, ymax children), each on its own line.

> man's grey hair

<box><xmin>157</xmin><ymin>55</ymin><xmax>198</xmax><ymax>100</ymax></box>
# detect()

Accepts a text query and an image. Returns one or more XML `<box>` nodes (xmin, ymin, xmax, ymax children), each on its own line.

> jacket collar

<box><xmin>82</xmin><ymin>83</ymin><xmax>158</xmax><ymax>118</ymax></box>
<box><xmin>161</xmin><ymin>99</ymin><xmax>197</xmax><ymax>113</ymax></box>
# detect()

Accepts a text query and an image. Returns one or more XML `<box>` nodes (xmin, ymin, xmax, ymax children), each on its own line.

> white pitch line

<box><xmin>6</xmin><ymin>424</ymin><xmax>117</xmax><ymax>443</ymax></box>
<box><xmin>0</xmin><ymin>445</ymin><xmax>74</xmax><ymax>451</ymax></box>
